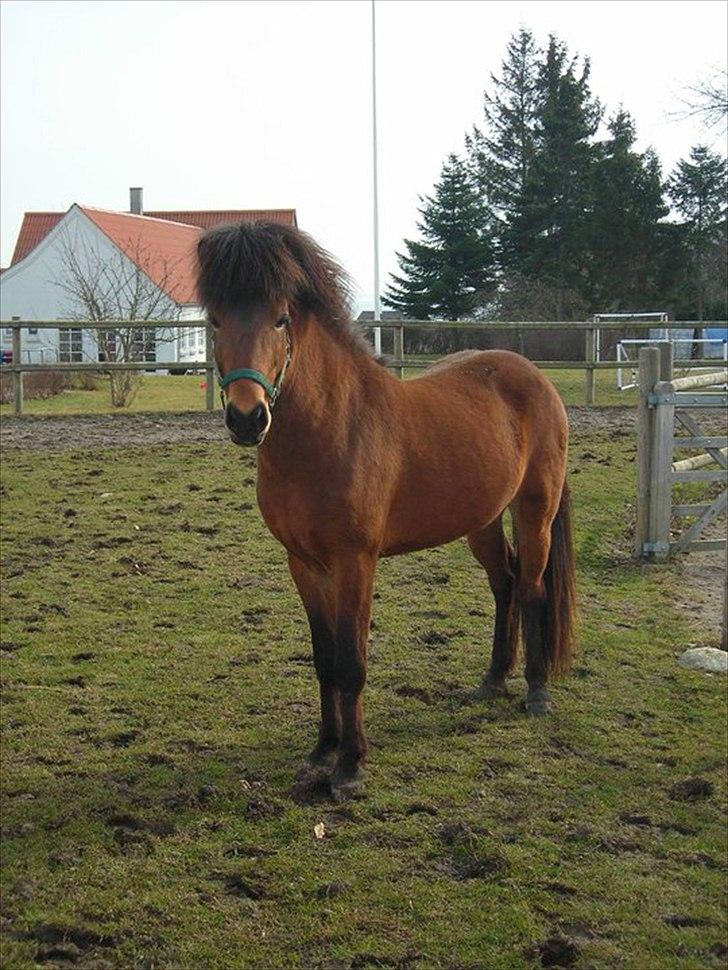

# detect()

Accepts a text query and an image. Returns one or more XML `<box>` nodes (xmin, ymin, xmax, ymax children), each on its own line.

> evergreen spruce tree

<box><xmin>465</xmin><ymin>27</ymin><xmax>538</xmax><ymax>227</ymax></box>
<box><xmin>505</xmin><ymin>36</ymin><xmax>602</xmax><ymax>317</ymax></box>
<box><xmin>589</xmin><ymin>110</ymin><xmax>669</xmax><ymax>310</ymax></box>
<box><xmin>383</xmin><ymin>154</ymin><xmax>495</xmax><ymax>320</ymax></box>
<box><xmin>668</xmin><ymin>145</ymin><xmax>728</xmax><ymax>320</ymax></box>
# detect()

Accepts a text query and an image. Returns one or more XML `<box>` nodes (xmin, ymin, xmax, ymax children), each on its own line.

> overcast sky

<box><xmin>1</xmin><ymin>0</ymin><xmax>726</xmax><ymax>309</ymax></box>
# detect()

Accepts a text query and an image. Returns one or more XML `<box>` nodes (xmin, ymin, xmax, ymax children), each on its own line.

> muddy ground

<box><xmin>0</xmin><ymin>405</ymin><xmax>638</xmax><ymax>452</ymax></box>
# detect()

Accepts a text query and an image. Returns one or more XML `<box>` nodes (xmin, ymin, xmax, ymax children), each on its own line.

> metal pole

<box><xmin>12</xmin><ymin>326</ymin><xmax>23</xmax><ymax>416</ymax></box>
<box><xmin>585</xmin><ymin>327</ymin><xmax>596</xmax><ymax>404</ymax></box>
<box><xmin>371</xmin><ymin>0</ymin><xmax>382</xmax><ymax>356</ymax></box>
<box><xmin>635</xmin><ymin>346</ymin><xmax>660</xmax><ymax>558</ymax></box>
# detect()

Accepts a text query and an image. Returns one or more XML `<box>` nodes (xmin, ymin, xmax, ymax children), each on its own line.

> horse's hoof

<box><xmin>526</xmin><ymin>691</ymin><xmax>552</xmax><ymax>717</ymax></box>
<box><xmin>307</xmin><ymin>748</ymin><xmax>338</xmax><ymax>772</ymax></box>
<box><xmin>330</xmin><ymin>767</ymin><xmax>366</xmax><ymax>802</ymax></box>
<box><xmin>473</xmin><ymin>679</ymin><xmax>509</xmax><ymax>701</ymax></box>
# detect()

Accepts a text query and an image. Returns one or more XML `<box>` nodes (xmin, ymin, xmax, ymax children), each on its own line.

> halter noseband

<box><xmin>217</xmin><ymin>325</ymin><xmax>292</xmax><ymax>410</ymax></box>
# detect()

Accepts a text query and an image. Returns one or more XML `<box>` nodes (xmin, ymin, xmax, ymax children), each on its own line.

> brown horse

<box><xmin>197</xmin><ymin>222</ymin><xmax>576</xmax><ymax>800</ymax></box>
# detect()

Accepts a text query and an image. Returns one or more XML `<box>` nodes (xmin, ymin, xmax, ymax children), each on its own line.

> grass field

<box><xmin>0</xmin><ymin>367</ymin><xmax>638</xmax><ymax>417</ymax></box>
<box><xmin>1</xmin><ymin>418</ymin><xmax>726</xmax><ymax>969</ymax></box>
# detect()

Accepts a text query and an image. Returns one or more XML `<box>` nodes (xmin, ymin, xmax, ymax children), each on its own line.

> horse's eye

<box><xmin>275</xmin><ymin>314</ymin><xmax>291</xmax><ymax>330</ymax></box>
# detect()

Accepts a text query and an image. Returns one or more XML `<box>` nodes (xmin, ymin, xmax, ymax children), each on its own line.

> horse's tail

<box><xmin>543</xmin><ymin>480</ymin><xmax>577</xmax><ymax>676</ymax></box>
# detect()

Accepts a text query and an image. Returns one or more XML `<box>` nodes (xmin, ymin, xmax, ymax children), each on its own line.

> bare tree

<box><xmin>55</xmin><ymin>230</ymin><xmax>179</xmax><ymax>407</ymax></box>
<box><xmin>672</xmin><ymin>68</ymin><xmax>728</xmax><ymax>134</ymax></box>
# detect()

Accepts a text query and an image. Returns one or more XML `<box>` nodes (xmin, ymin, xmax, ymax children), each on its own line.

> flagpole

<box><xmin>371</xmin><ymin>0</ymin><xmax>382</xmax><ymax>355</ymax></box>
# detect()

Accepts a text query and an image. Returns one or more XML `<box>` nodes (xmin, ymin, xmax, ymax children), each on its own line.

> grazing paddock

<box><xmin>1</xmin><ymin>411</ymin><xmax>726</xmax><ymax>969</ymax></box>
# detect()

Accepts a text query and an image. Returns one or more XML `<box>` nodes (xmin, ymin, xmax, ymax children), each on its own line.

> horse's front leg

<box><xmin>329</xmin><ymin>552</ymin><xmax>377</xmax><ymax>801</ymax></box>
<box><xmin>288</xmin><ymin>549</ymin><xmax>376</xmax><ymax>798</ymax></box>
<box><xmin>287</xmin><ymin>554</ymin><xmax>340</xmax><ymax>770</ymax></box>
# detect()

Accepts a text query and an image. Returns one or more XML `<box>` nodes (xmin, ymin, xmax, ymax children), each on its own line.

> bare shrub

<box><xmin>28</xmin><ymin>371</ymin><xmax>69</xmax><ymax>399</ymax></box>
<box><xmin>0</xmin><ymin>370</ymin><xmax>70</xmax><ymax>404</ymax></box>
<box><xmin>71</xmin><ymin>372</ymin><xmax>101</xmax><ymax>392</ymax></box>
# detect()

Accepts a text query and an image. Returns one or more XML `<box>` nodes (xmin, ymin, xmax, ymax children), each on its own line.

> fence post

<box><xmin>393</xmin><ymin>325</ymin><xmax>404</xmax><ymax>379</ymax></box>
<box><xmin>585</xmin><ymin>326</ymin><xmax>596</xmax><ymax>405</ymax></box>
<box><xmin>658</xmin><ymin>340</ymin><xmax>673</xmax><ymax>382</ymax></box>
<box><xmin>635</xmin><ymin>346</ymin><xmax>660</xmax><ymax>558</ymax></box>
<box><xmin>205</xmin><ymin>321</ymin><xmax>215</xmax><ymax>412</ymax></box>
<box><xmin>12</xmin><ymin>325</ymin><xmax>23</xmax><ymax>416</ymax></box>
<box><xmin>647</xmin><ymin>377</ymin><xmax>675</xmax><ymax>561</ymax></box>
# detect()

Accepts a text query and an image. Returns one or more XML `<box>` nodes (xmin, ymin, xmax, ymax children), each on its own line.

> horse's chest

<box><xmin>255</xmin><ymin>468</ymin><xmax>377</xmax><ymax>562</ymax></box>
<box><xmin>255</xmin><ymin>475</ymin><xmax>329</xmax><ymax>560</ymax></box>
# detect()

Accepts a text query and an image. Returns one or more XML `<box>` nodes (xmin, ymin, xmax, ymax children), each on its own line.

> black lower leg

<box><xmin>308</xmin><ymin>614</ymin><xmax>341</xmax><ymax>764</ymax></box>
<box><xmin>487</xmin><ymin>580</ymin><xmax>517</xmax><ymax>683</ymax></box>
<box><xmin>523</xmin><ymin>598</ymin><xmax>552</xmax><ymax>715</ymax></box>
<box><xmin>331</xmin><ymin>619</ymin><xmax>368</xmax><ymax>793</ymax></box>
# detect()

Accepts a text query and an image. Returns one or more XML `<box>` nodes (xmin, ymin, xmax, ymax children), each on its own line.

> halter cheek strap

<box><xmin>217</xmin><ymin>327</ymin><xmax>292</xmax><ymax>409</ymax></box>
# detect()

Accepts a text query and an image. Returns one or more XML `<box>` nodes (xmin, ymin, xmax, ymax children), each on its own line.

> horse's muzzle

<box><xmin>225</xmin><ymin>401</ymin><xmax>270</xmax><ymax>447</ymax></box>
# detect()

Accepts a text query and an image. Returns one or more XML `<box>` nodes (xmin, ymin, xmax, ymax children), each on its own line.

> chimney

<box><xmin>129</xmin><ymin>187</ymin><xmax>143</xmax><ymax>215</ymax></box>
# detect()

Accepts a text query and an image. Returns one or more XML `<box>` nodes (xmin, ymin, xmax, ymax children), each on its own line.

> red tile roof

<box><xmin>9</xmin><ymin>206</ymin><xmax>297</xmax><ymax>304</ymax></box>
<box><xmin>145</xmin><ymin>209</ymin><xmax>297</xmax><ymax>231</ymax></box>
<box><xmin>11</xmin><ymin>208</ymin><xmax>296</xmax><ymax>261</ymax></box>
<box><xmin>11</xmin><ymin>213</ymin><xmax>64</xmax><ymax>264</ymax></box>
<box><xmin>80</xmin><ymin>207</ymin><xmax>201</xmax><ymax>305</ymax></box>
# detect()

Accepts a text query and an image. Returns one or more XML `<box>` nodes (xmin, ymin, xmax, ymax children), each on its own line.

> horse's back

<box><xmin>419</xmin><ymin>349</ymin><xmax>565</xmax><ymax>422</ymax></box>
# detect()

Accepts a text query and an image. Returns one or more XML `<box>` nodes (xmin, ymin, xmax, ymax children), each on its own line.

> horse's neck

<box><xmin>259</xmin><ymin>317</ymin><xmax>394</xmax><ymax>466</ymax></box>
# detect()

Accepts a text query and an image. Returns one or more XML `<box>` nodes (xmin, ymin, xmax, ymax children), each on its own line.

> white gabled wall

<box><xmin>0</xmin><ymin>205</ymin><xmax>188</xmax><ymax>365</ymax></box>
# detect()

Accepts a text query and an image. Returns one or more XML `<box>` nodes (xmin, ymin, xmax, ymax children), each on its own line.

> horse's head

<box><xmin>197</xmin><ymin>221</ymin><xmax>354</xmax><ymax>446</ymax></box>
<box><xmin>207</xmin><ymin>299</ymin><xmax>292</xmax><ymax>447</ymax></box>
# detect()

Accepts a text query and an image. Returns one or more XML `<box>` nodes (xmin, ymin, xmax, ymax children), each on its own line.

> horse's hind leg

<box><xmin>467</xmin><ymin>517</ymin><xmax>519</xmax><ymax>699</ymax></box>
<box><xmin>512</xmin><ymin>493</ymin><xmax>557</xmax><ymax>717</ymax></box>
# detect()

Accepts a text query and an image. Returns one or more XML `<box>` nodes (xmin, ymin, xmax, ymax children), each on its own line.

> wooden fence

<box><xmin>634</xmin><ymin>343</ymin><xmax>727</xmax><ymax>648</ymax></box>
<box><xmin>1</xmin><ymin>318</ymin><xmax>727</xmax><ymax>416</ymax></box>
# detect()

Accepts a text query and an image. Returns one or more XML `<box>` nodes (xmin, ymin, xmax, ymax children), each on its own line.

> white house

<box><xmin>0</xmin><ymin>191</ymin><xmax>298</xmax><ymax>369</ymax></box>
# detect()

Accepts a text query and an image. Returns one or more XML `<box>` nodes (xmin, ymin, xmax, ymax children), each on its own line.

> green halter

<box><xmin>217</xmin><ymin>327</ymin><xmax>292</xmax><ymax>408</ymax></box>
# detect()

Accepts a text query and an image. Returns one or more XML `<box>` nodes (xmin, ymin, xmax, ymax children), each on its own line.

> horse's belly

<box><xmin>381</xmin><ymin>465</ymin><xmax>515</xmax><ymax>557</ymax></box>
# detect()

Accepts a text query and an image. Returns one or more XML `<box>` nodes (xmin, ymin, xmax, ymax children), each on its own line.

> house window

<box><xmin>59</xmin><ymin>328</ymin><xmax>83</xmax><ymax>363</ymax></box>
<box><xmin>98</xmin><ymin>330</ymin><xmax>117</xmax><ymax>361</ymax></box>
<box><xmin>197</xmin><ymin>328</ymin><xmax>205</xmax><ymax>347</ymax></box>
<box><xmin>3</xmin><ymin>328</ymin><xmax>11</xmax><ymax>337</ymax></box>
<box><xmin>28</xmin><ymin>328</ymin><xmax>38</xmax><ymax>336</ymax></box>
<box><xmin>132</xmin><ymin>328</ymin><xmax>156</xmax><ymax>363</ymax></box>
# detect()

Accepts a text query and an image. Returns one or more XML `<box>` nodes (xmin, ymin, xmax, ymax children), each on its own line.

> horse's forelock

<box><xmin>196</xmin><ymin>223</ymin><xmax>305</xmax><ymax>311</ymax></box>
<box><xmin>196</xmin><ymin>222</ymin><xmax>373</xmax><ymax>357</ymax></box>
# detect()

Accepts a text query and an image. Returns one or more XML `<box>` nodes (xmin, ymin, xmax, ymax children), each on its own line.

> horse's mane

<box><xmin>197</xmin><ymin>222</ymin><xmax>375</xmax><ymax>358</ymax></box>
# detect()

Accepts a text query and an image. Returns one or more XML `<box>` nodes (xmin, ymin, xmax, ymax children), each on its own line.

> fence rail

<box><xmin>2</xmin><ymin>318</ymin><xmax>727</xmax><ymax>416</ymax></box>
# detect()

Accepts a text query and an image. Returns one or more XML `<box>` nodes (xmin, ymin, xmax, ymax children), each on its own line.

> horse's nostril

<box><xmin>251</xmin><ymin>403</ymin><xmax>268</xmax><ymax>433</ymax></box>
<box><xmin>225</xmin><ymin>402</ymin><xmax>243</xmax><ymax>434</ymax></box>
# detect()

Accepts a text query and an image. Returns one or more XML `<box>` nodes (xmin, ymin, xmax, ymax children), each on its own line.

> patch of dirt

<box><xmin>668</xmin><ymin>777</ymin><xmax>715</xmax><ymax>802</ymax></box>
<box><xmin>0</xmin><ymin>411</ymin><xmax>227</xmax><ymax>452</ymax></box>
<box><xmin>18</xmin><ymin>922</ymin><xmax>118</xmax><ymax>965</ymax></box>
<box><xmin>316</xmin><ymin>880</ymin><xmax>352</xmax><ymax>899</ymax></box>
<box><xmin>216</xmin><ymin>872</ymin><xmax>266</xmax><ymax>900</ymax></box>
<box><xmin>658</xmin><ymin>551</ymin><xmax>726</xmax><ymax>651</ymax></box>
<box><xmin>534</xmin><ymin>933</ymin><xmax>581</xmax><ymax>967</ymax></box>
<box><xmin>395</xmin><ymin>685</ymin><xmax>433</xmax><ymax>704</ymax></box>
